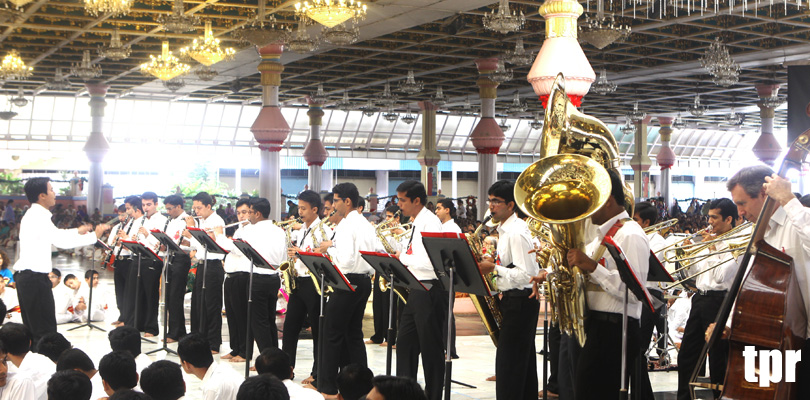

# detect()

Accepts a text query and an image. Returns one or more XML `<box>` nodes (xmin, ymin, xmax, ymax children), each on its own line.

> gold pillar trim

<box><xmin>758</xmin><ymin>104</ymin><xmax>775</xmax><ymax>119</ymax></box>
<box><xmin>307</xmin><ymin>107</ymin><xmax>324</xmax><ymax>126</ymax></box>
<box><xmin>477</xmin><ymin>78</ymin><xmax>498</xmax><ymax>98</ymax></box>
<box><xmin>539</xmin><ymin>0</ymin><xmax>582</xmax><ymax>39</ymax></box>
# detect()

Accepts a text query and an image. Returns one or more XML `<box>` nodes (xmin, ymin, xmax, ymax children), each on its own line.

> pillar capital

<box><xmin>470</xmin><ymin>117</ymin><xmax>504</xmax><ymax>154</ymax></box>
<box><xmin>303</xmin><ymin>139</ymin><xmax>328</xmax><ymax>166</ymax></box>
<box><xmin>418</xmin><ymin>100</ymin><xmax>438</xmax><ymax>113</ymax></box>
<box><xmin>757</xmin><ymin>104</ymin><xmax>776</xmax><ymax>119</ymax></box>
<box><xmin>307</xmin><ymin>100</ymin><xmax>325</xmax><ymax>126</ymax></box>
<box><xmin>85</xmin><ymin>82</ymin><xmax>109</xmax><ymax>97</ymax></box>
<box><xmin>257</xmin><ymin>43</ymin><xmax>284</xmax><ymax>87</ymax></box>
<box><xmin>475</xmin><ymin>58</ymin><xmax>500</xmax><ymax>99</ymax></box>
<box><xmin>657</xmin><ymin>116</ymin><xmax>674</xmax><ymax>141</ymax></box>
<box><xmin>755</xmin><ymin>83</ymin><xmax>780</xmax><ymax>98</ymax></box>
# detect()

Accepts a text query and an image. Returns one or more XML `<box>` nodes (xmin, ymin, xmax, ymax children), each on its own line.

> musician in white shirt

<box><xmin>163</xmin><ymin>195</ymin><xmax>193</xmax><ymax>342</ymax></box>
<box><xmin>13</xmin><ymin>178</ymin><xmax>107</xmax><ymax>343</ymax></box>
<box><xmin>129</xmin><ymin>191</ymin><xmax>167</xmax><ymax>337</ymax></box>
<box><xmin>435</xmin><ymin>198</ymin><xmax>461</xmax><ymax>359</ymax></box>
<box><xmin>107</xmin><ymin>204</ymin><xmax>128</xmax><ymax>327</ymax></box>
<box><xmin>117</xmin><ymin>196</ymin><xmax>147</xmax><ymax>329</ymax></box>
<box><xmin>367</xmin><ymin>205</ymin><xmax>402</xmax><ymax>348</ymax></box>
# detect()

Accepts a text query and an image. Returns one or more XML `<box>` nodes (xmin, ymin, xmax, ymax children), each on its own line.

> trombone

<box><xmin>662</xmin><ymin>221</ymin><xmax>753</xmax><ymax>265</ymax></box>
<box><xmin>662</xmin><ymin>241</ymin><xmax>748</xmax><ymax>291</ymax></box>
<box><xmin>643</xmin><ymin>218</ymin><xmax>679</xmax><ymax>235</ymax></box>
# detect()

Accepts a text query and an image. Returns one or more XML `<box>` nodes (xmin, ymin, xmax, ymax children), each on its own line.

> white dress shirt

<box><xmin>54</xmin><ymin>285</ymin><xmax>76</xmax><ymax>324</ymax></box>
<box><xmin>283</xmin><ymin>379</ymin><xmax>323</xmax><ymax>400</ymax></box>
<box><xmin>73</xmin><ymin>284</ymin><xmax>107</xmax><ymax>322</ymax></box>
<box><xmin>240</xmin><ymin>220</ymin><xmax>285</xmax><ymax>275</ymax></box>
<box><xmin>646</xmin><ymin>232</ymin><xmax>667</xmax><ymax>291</ymax></box>
<box><xmin>190</xmin><ymin>213</ymin><xmax>226</xmax><ymax>260</ymax></box>
<box><xmin>326</xmin><ymin>210</ymin><xmax>375</xmax><ymax>275</ymax></box>
<box><xmin>398</xmin><ymin>207</ymin><xmax>443</xmax><ymax>281</ymax></box>
<box><xmin>441</xmin><ymin>219</ymin><xmax>462</xmax><ymax>234</ymax></box>
<box><xmin>14</xmin><ymin>203</ymin><xmax>97</xmax><ymax>274</ymax></box>
<box><xmin>217</xmin><ymin>225</ymin><xmax>252</xmax><ymax>274</ymax></box>
<box><xmin>118</xmin><ymin>216</ymin><xmax>146</xmax><ymax>257</ymax></box>
<box><xmin>493</xmin><ymin>213</ymin><xmax>539</xmax><ymax>291</ymax></box>
<box><xmin>691</xmin><ymin>225</ymin><xmax>748</xmax><ymax>291</ymax></box>
<box><xmin>162</xmin><ymin>212</ymin><xmax>194</xmax><ymax>256</ymax></box>
<box><xmin>200</xmin><ymin>362</ymin><xmax>243</xmax><ymax>400</ymax></box>
<box><xmin>586</xmin><ymin>211</ymin><xmax>650</xmax><ymax>320</ymax></box>
<box><xmin>138</xmin><ymin>212</ymin><xmax>168</xmax><ymax>251</ymax></box>
<box><xmin>16</xmin><ymin>352</ymin><xmax>55</xmax><ymax>400</ymax></box>
<box><xmin>668</xmin><ymin>294</ymin><xmax>691</xmax><ymax>342</ymax></box>
<box><xmin>294</xmin><ymin>218</ymin><xmax>333</xmax><ymax>277</ymax></box>
<box><xmin>0</xmin><ymin>372</ymin><xmax>36</xmax><ymax>400</ymax></box>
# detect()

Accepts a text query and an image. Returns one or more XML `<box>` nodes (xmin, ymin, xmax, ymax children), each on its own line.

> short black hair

<box><xmin>47</xmin><ymin>370</ymin><xmax>93</xmax><ymax>400</ymax></box>
<box><xmin>192</xmin><ymin>192</ymin><xmax>215</xmax><ymax>207</ymax></box>
<box><xmin>118</xmin><ymin>204</ymin><xmax>127</xmax><ymax>213</ymax></box>
<box><xmin>140</xmin><ymin>360</ymin><xmax>185</xmax><ymax>400</ymax></box>
<box><xmin>141</xmin><ymin>192</ymin><xmax>159</xmax><ymax>203</ymax></box>
<box><xmin>332</xmin><ymin>183</ymin><xmax>359</xmax><ymax>208</ymax></box>
<box><xmin>108</xmin><ymin>390</ymin><xmax>153</xmax><ymax>400</ymax></box>
<box><xmin>254</xmin><ymin>348</ymin><xmax>291</xmax><ymax>380</ymax></box>
<box><xmin>85</xmin><ymin>269</ymin><xmax>100</xmax><ymax>280</ymax></box>
<box><xmin>24</xmin><ymin>177</ymin><xmax>50</xmax><ymax>203</ymax></box>
<box><xmin>177</xmin><ymin>333</ymin><xmax>213</xmax><ymax>369</ymax></box>
<box><xmin>801</xmin><ymin>194</ymin><xmax>810</xmax><ymax>208</ymax></box>
<box><xmin>0</xmin><ymin>299</ymin><xmax>6</xmax><ymax>322</ymax></box>
<box><xmin>336</xmin><ymin>364</ymin><xmax>373</xmax><ymax>400</ymax></box>
<box><xmin>709</xmin><ymin>198</ymin><xmax>739</xmax><ymax>227</ymax></box>
<box><xmin>51</xmin><ymin>268</ymin><xmax>62</xmax><ymax>278</ymax></box>
<box><xmin>124</xmin><ymin>196</ymin><xmax>143</xmax><ymax>213</ymax></box>
<box><xmin>634</xmin><ymin>202</ymin><xmax>658</xmax><ymax>226</ymax></box>
<box><xmin>607</xmin><ymin>169</ymin><xmax>626</xmax><ymax>207</ymax></box>
<box><xmin>488</xmin><ymin>180</ymin><xmax>516</xmax><ymax>211</ymax></box>
<box><xmin>108</xmin><ymin>326</ymin><xmax>141</xmax><ymax>357</ymax></box>
<box><xmin>396</xmin><ymin>180</ymin><xmax>427</xmax><ymax>207</ymax></box>
<box><xmin>56</xmin><ymin>348</ymin><xmax>96</xmax><ymax>372</ymax></box>
<box><xmin>371</xmin><ymin>375</ymin><xmax>427</xmax><ymax>400</ymax></box>
<box><xmin>64</xmin><ymin>273</ymin><xmax>77</xmax><ymax>285</ymax></box>
<box><xmin>727</xmin><ymin>165</ymin><xmax>774</xmax><ymax>198</ymax></box>
<box><xmin>0</xmin><ymin>322</ymin><xmax>31</xmax><ymax>356</ymax></box>
<box><xmin>163</xmin><ymin>195</ymin><xmax>184</xmax><ymax>208</ymax></box>
<box><xmin>385</xmin><ymin>205</ymin><xmax>400</xmax><ymax>215</ymax></box>
<box><xmin>250</xmin><ymin>198</ymin><xmax>271</xmax><ymax>219</ymax></box>
<box><xmin>437</xmin><ymin>199</ymin><xmax>456</xmax><ymax>218</ymax></box>
<box><xmin>297</xmin><ymin>190</ymin><xmax>322</xmax><ymax>216</ymax></box>
<box><xmin>356</xmin><ymin>197</ymin><xmax>365</xmax><ymax>212</ymax></box>
<box><xmin>236</xmin><ymin>374</ymin><xmax>290</xmax><ymax>400</ymax></box>
<box><xmin>98</xmin><ymin>351</ymin><xmax>138</xmax><ymax>392</ymax></box>
<box><xmin>323</xmin><ymin>192</ymin><xmax>334</xmax><ymax>205</ymax></box>
<box><xmin>235</xmin><ymin>198</ymin><xmax>251</xmax><ymax>209</ymax></box>
<box><xmin>36</xmin><ymin>332</ymin><xmax>71</xmax><ymax>363</ymax></box>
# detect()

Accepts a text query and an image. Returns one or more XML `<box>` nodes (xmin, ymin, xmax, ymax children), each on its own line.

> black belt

<box><xmin>697</xmin><ymin>289</ymin><xmax>727</xmax><ymax>297</ymax></box>
<box><xmin>420</xmin><ymin>279</ymin><xmax>439</xmax><ymax>285</ymax></box>
<box><xmin>226</xmin><ymin>272</ymin><xmax>248</xmax><ymax>277</ymax></box>
<box><xmin>345</xmin><ymin>273</ymin><xmax>370</xmax><ymax>278</ymax></box>
<box><xmin>502</xmin><ymin>288</ymin><xmax>532</xmax><ymax>298</ymax></box>
<box><xmin>14</xmin><ymin>270</ymin><xmax>46</xmax><ymax>276</ymax></box>
<box><xmin>589</xmin><ymin>310</ymin><xmax>639</xmax><ymax>325</ymax></box>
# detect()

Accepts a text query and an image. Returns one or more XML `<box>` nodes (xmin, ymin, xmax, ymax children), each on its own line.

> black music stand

<box><xmin>120</xmin><ymin>240</ymin><xmax>163</xmax><ymax>344</ymax></box>
<box><xmin>232</xmin><ymin>239</ymin><xmax>277</xmax><ymax>378</ymax></box>
<box><xmin>360</xmin><ymin>251</ymin><xmax>429</xmax><ymax>375</ymax></box>
<box><xmin>146</xmin><ymin>230</ymin><xmax>187</xmax><ymax>356</ymax></box>
<box><xmin>645</xmin><ymin>251</ymin><xmax>676</xmax><ymax>367</ymax></box>
<box><xmin>69</xmin><ymin>240</ymin><xmax>110</xmax><ymax>333</ymax></box>
<box><xmin>296</xmin><ymin>251</ymin><xmax>356</xmax><ymax>386</ymax></box>
<box><xmin>187</xmin><ymin>227</ymin><xmax>228</xmax><ymax>342</ymax></box>
<box><xmin>422</xmin><ymin>232</ymin><xmax>486</xmax><ymax>399</ymax></box>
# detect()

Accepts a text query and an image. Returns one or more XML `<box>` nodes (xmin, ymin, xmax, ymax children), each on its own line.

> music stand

<box><xmin>232</xmin><ymin>239</ymin><xmax>277</xmax><ymax>378</ymax></box>
<box><xmin>645</xmin><ymin>252</ymin><xmax>676</xmax><ymax>368</ymax></box>
<box><xmin>187</xmin><ymin>228</ymin><xmax>228</xmax><ymax>341</ymax></box>
<box><xmin>296</xmin><ymin>251</ymin><xmax>356</xmax><ymax>386</ymax></box>
<box><xmin>422</xmin><ymin>232</ymin><xmax>487</xmax><ymax>399</ymax></box>
<box><xmin>120</xmin><ymin>240</ymin><xmax>163</xmax><ymax>344</ymax></box>
<box><xmin>145</xmin><ymin>230</ymin><xmax>187</xmax><ymax>356</ymax></box>
<box><xmin>69</xmin><ymin>240</ymin><xmax>110</xmax><ymax>333</ymax></box>
<box><xmin>360</xmin><ymin>251</ymin><xmax>430</xmax><ymax>375</ymax></box>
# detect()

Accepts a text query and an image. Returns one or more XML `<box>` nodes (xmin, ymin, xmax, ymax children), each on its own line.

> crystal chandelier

<box><xmin>158</xmin><ymin>0</ymin><xmax>199</xmax><ymax>33</ymax></box>
<box><xmin>400</xmin><ymin>109</ymin><xmax>417</xmax><ymax>124</ymax></box>
<box><xmin>46</xmin><ymin>68</ymin><xmax>72</xmax><ymax>90</ymax></box>
<box><xmin>310</xmin><ymin>84</ymin><xmax>329</xmax><ymax>104</ymax></box>
<box><xmin>382</xmin><ymin>108</ymin><xmax>399</xmax><ymax>122</ymax></box>
<box><xmin>700</xmin><ymin>38</ymin><xmax>740</xmax><ymax>87</ymax></box>
<box><xmin>591</xmin><ymin>69</ymin><xmax>617</xmax><ymax>95</ymax></box>
<box><xmin>232</xmin><ymin>1</ymin><xmax>289</xmax><ymax>47</ymax></box>
<box><xmin>84</xmin><ymin>0</ymin><xmax>133</xmax><ymax>17</ymax></box>
<box><xmin>688</xmin><ymin>94</ymin><xmax>706</xmax><ymax>117</ymax></box>
<box><xmin>322</xmin><ymin>22</ymin><xmax>359</xmax><ymax>46</ymax></box>
<box><xmin>483</xmin><ymin>0</ymin><xmax>525</xmax><ymax>34</ymax></box>
<box><xmin>141</xmin><ymin>41</ymin><xmax>190</xmax><ymax>81</ymax></box>
<box><xmin>724</xmin><ymin>109</ymin><xmax>745</xmax><ymax>126</ymax></box>
<box><xmin>506</xmin><ymin>91</ymin><xmax>526</xmax><ymax>114</ymax></box>
<box><xmin>334</xmin><ymin>91</ymin><xmax>354</xmax><ymax>111</ymax></box>
<box><xmin>360</xmin><ymin>100</ymin><xmax>379</xmax><ymax>117</ymax></box>
<box><xmin>711</xmin><ymin>66</ymin><xmax>739</xmax><ymax>87</ymax></box>
<box><xmin>398</xmin><ymin>69</ymin><xmax>423</xmax><ymax>94</ymax></box>
<box><xmin>71</xmin><ymin>50</ymin><xmax>102</xmax><ymax>81</ymax></box>
<box><xmin>530</xmin><ymin>112</ymin><xmax>543</xmax><ymax>130</ymax></box>
<box><xmin>163</xmin><ymin>77</ymin><xmax>186</xmax><ymax>92</ymax></box>
<box><xmin>0</xmin><ymin>50</ymin><xmax>31</xmax><ymax>80</ymax></box>
<box><xmin>579</xmin><ymin>14</ymin><xmax>630</xmax><ymax>50</ymax></box>
<box><xmin>489</xmin><ymin>59</ymin><xmax>513</xmax><ymax>84</ymax></box>
<box><xmin>287</xmin><ymin>20</ymin><xmax>319</xmax><ymax>53</ymax></box>
<box><xmin>375</xmin><ymin>82</ymin><xmax>398</xmax><ymax>108</ymax></box>
<box><xmin>6</xmin><ymin>0</ymin><xmax>33</xmax><ymax>8</ymax></box>
<box><xmin>195</xmin><ymin>65</ymin><xmax>218</xmax><ymax>81</ymax></box>
<box><xmin>98</xmin><ymin>28</ymin><xmax>131</xmax><ymax>61</ymax></box>
<box><xmin>9</xmin><ymin>88</ymin><xmax>27</xmax><ymax>107</ymax></box>
<box><xmin>295</xmin><ymin>0</ymin><xmax>367</xmax><ymax>28</ymax></box>
<box><xmin>672</xmin><ymin>113</ymin><xmax>687</xmax><ymax>129</ymax></box>
<box><xmin>0</xmin><ymin>111</ymin><xmax>16</xmax><ymax>120</ymax></box>
<box><xmin>761</xmin><ymin>95</ymin><xmax>785</xmax><ymax>109</ymax></box>
<box><xmin>628</xmin><ymin>101</ymin><xmax>645</xmax><ymax>121</ymax></box>
<box><xmin>498</xmin><ymin>117</ymin><xmax>511</xmax><ymax>132</ymax></box>
<box><xmin>502</xmin><ymin>38</ymin><xmax>534</xmax><ymax>66</ymax></box>
<box><xmin>181</xmin><ymin>21</ymin><xmax>236</xmax><ymax>66</ymax></box>
<box><xmin>620</xmin><ymin>118</ymin><xmax>636</xmax><ymax>135</ymax></box>
<box><xmin>431</xmin><ymin>86</ymin><xmax>448</xmax><ymax>107</ymax></box>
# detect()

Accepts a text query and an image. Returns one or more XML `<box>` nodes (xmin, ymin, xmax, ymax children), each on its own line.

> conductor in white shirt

<box><xmin>13</xmin><ymin>177</ymin><xmax>108</xmax><ymax>343</ymax></box>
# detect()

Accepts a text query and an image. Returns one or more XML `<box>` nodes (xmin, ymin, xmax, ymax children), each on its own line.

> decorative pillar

<box><xmin>83</xmin><ymin>82</ymin><xmax>110</xmax><ymax>214</ymax></box>
<box><xmin>418</xmin><ymin>101</ymin><xmax>441</xmax><ymax>198</ymax></box>
<box><xmin>375</xmin><ymin>170</ymin><xmax>389</xmax><ymax>199</ymax></box>
<box><xmin>250</xmin><ymin>43</ymin><xmax>290</xmax><ymax>221</ymax></box>
<box><xmin>656</xmin><ymin>117</ymin><xmax>677</xmax><ymax>210</ymax></box>
<box><xmin>471</xmin><ymin>58</ymin><xmax>505</xmax><ymax>220</ymax></box>
<box><xmin>753</xmin><ymin>84</ymin><xmax>782</xmax><ymax>166</ymax></box>
<box><xmin>630</xmin><ymin>116</ymin><xmax>652</xmax><ymax>199</ymax></box>
<box><xmin>304</xmin><ymin>98</ymin><xmax>328</xmax><ymax>193</ymax></box>
<box><xmin>321</xmin><ymin>169</ymin><xmax>333</xmax><ymax>192</ymax></box>
<box><xmin>451</xmin><ymin>169</ymin><xmax>458</xmax><ymax>199</ymax></box>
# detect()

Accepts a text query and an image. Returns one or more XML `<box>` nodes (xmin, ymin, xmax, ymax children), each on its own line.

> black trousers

<box><xmin>282</xmin><ymin>277</ymin><xmax>321</xmax><ymax>377</ymax></box>
<box><xmin>247</xmin><ymin>273</ymin><xmax>281</xmax><ymax>357</ymax></box>
<box><xmin>546</xmin><ymin>324</ymin><xmax>561</xmax><ymax>394</ymax></box>
<box><xmin>123</xmin><ymin>257</ymin><xmax>162</xmax><ymax>335</ymax></box>
<box><xmin>190</xmin><ymin>259</ymin><xmax>225</xmax><ymax>352</ymax></box>
<box><xmin>396</xmin><ymin>281</ymin><xmax>448</xmax><ymax>400</ymax></box>
<box><xmin>796</xmin><ymin>338</ymin><xmax>810</xmax><ymax>399</ymax></box>
<box><xmin>113</xmin><ymin>258</ymin><xmax>131</xmax><ymax>322</ymax></box>
<box><xmin>166</xmin><ymin>253</ymin><xmax>191</xmax><ymax>340</ymax></box>
<box><xmin>496</xmin><ymin>291</ymin><xmax>540</xmax><ymax>400</ymax></box>
<box><xmin>559</xmin><ymin>332</ymin><xmax>582</xmax><ymax>400</ymax></box>
<box><xmin>224</xmin><ymin>272</ymin><xmax>249</xmax><ymax>358</ymax></box>
<box><xmin>677</xmin><ymin>293</ymin><xmax>728</xmax><ymax>400</ymax></box>
<box><xmin>319</xmin><ymin>274</ymin><xmax>371</xmax><ymax>395</ymax></box>
<box><xmin>370</xmin><ymin>273</ymin><xmax>397</xmax><ymax>344</ymax></box>
<box><xmin>575</xmin><ymin>312</ymin><xmax>640</xmax><ymax>400</ymax></box>
<box><xmin>635</xmin><ymin>289</ymin><xmax>666</xmax><ymax>400</ymax></box>
<box><xmin>14</xmin><ymin>270</ymin><xmax>56</xmax><ymax>344</ymax></box>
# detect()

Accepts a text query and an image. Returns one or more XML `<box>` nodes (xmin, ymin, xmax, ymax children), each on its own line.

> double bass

<box><xmin>689</xmin><ymin>130</ymin><xmax>810</xmax><ymax>399</ymax></box>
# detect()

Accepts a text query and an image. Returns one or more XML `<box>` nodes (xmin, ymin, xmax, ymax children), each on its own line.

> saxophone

<box><xmin>467</xmin><ymin>215</ymin><xmax>504</xmax><ymax>346</ymax></box>
<box><xmin>374</xmin><ymin>212</ymin><xmax>408</xmax><ymax>304</ymax></box>
<box><xmin>309</xmin><ymin>211</ymin><xmax>335</xmax><ymax>296</ymax></box>
<box><xmin>279</xmin><ymin>223</ymin><xmax>297</xmax><ymax>294</ymax></box>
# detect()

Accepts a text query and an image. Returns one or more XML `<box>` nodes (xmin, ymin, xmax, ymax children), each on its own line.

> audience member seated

<box><xmin>73</xmin><ymin>270</ymin><xmax>106</xmax><ymax>323</ymax></box>
<box><xmin>53</xmin><ymin>270</ymin><xmax>79</xmax><ymax>324</ymax></box>
<box><xmin>365</xmin><ymin>376</ymin><xmax>427</xmax><ymax>400</ymax></box>
<box><xmin>47</xmin><ymin>370</ymin><xmax>92</xmax><ymax>400</ymax></box>
<box><xmin>236</xmin><ymin>374</ymin><xmax>289</xmax><ymax>400</ymax></box>
<box><xmin>254</xmin><ymin>348</ymin><xmax>322</xmax><ymax>400</ymax></box>
<box><xmin>139</xmin><ymin>360</ymin><xmax>185</xmax><ymax>400</ymax></box>
<box><xmin>56</xmin><ymin>348</ymin><xmax>105</xmax><ymax>400</ymax></box>
<box><xmin>36</xmin><ymin>332</ymin><xmax>71</xmax><ymax>363</ymax></box>
<box><xmin>109</xmin><ymin>326</ymin><xmax>152</xmax><ymax>376</ymax></box>
<box><xmin>108</xmin><ymin>389</ymin><xmax>153</xmax><ymax>400</ymax></box>
<box><xmin>336</xmin><ymin>364</ymin><xmax>373</xmax><ymax>400</ymax></box>
<box><xmin>98</xmin><ymin>351</ymin><xmax>138</xmax><ymax>397</ymax></box>
<box><xmin>0</xmin><ymin>337</ymin><xmax>36</xmax><ymax>399</ymax></box>
<box><xmin>0</xmin><ymin>322</ymin><xmax>55</xmax><ymax>399</ymax></box>
<box><xmin>178</xmin><ymin>333</ymin><xmax>243</xmax><ymax>400</ymax></box>
<box><xmin>0</xmin><ymin>249</ymin><xmax>13</xmax><ymax>287</ymax></box>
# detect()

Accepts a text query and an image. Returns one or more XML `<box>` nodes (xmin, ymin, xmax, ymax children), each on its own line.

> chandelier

<box><xmin>382</xmin><ymin>108</ymin><xmax>399</xmax><ymax>122</ymax></box>
<box><xmin>232</xmin><ymin>0</ymin><xmax>290</xmax><ymax>47</ymax></box>
<box><xmin>322</xmin><ymin>22</ymin><xmax>359</xmax><ymax>46</ymax></box>
<box><xmin>620</xmin><ymin>118</ymin><xmax>636</xmax><ymax>135</ymax></box>
<box><xmin>10</xmin><ymin>88</ymin><xmax>27</xmax><ymax>107</ymax></box>
<box><xmin>334</xmin><ymin>91</ymin><xmax>354</xmax><ymax>111</ymax></box>
<box><xmin>0</xmin><ymin>108</ymin><xmax>17</xmax><ymax>120</ymax></box>
<box><xmin>98</xmin><ymin>28</ymin><xmax>131</xmax><ymax>61</ymax></box>
<box><xmin>431</xmin><ymin>86</ymin><xmax>448</xmax><ymax>107</ymax></box>
<box><xmin>71</xmin><ymin>50</ymin><xmax>102</xmax><ymax>81</ymax></box>
<box><xmin>163</xmin><ymin>77</ymin><xmax>186</xmax><ymax>92</ymax></box>
<box><xmin>310</xmin><ymin>84</ymin><xmax>329</xmax><ymax>104</ymax></box>
<box><xmin>375</xmin><ymin>82</ymin><xmax>398</xmax><ymax>108</ymax></box>
<box><xmin>181</xmin><ymin>21</ymin><xmax>236</xmax><ymax>66</ymax></box>
<box><xmin>398</xmin><ymin>69</ymin><xmax>423</xmax><ymax>94</ymax></box>
<box><xmin>530</xmin><ymin>112</ymin><xmax>543</xmax><ymax>130</ymax></box>
<box><xmin>506</xmin><ymin>91</ymin><xmax>526</xmax><ymax>114</ymax></box>
<box><xmin>579</xmin><ymin>14</ymin><xmax>630</xmax><ymax>50</ymax></box>
<box><xmin>761</xmin><ymin>94</ymin><xmax>785</xmax><ymax>109</ymax></box>
<box><xmin>672</xmin><ymin>113</ymin><xmax>687</xmax><ymax>129</ymax></box>
<box><xmin>483</xmin><ymin>0</ymin><xmax>525</xmax><ymax>34</ymax></box>
<box><xmin>724</xmin><ymin>109</ymin><xmax>745</xmax><ymax>126</ymax></box>
<box><xmin>711</xmin><ymin>66</ymin><xmax>739</xmax><ymax>87</ymax></box>
<box><xmin>400</xmin><ymin>109</ymin><xmax>417</xmax><ymax>124</ymax></box>
<box><xmin>195</xmin><ymin>65</ymin><xmax>218</xmax><ymax>81</ymax></box>
<box><xmin>502</xmin><ymin>38</ymin><xmax>534</xmax><ymax>66</ymax></box>
<box><xmin>628</xmin><ymin>101</ymin><xmax>645</xmax><ymax>121</ymax></box>
<box><xmin>295</xmin><ymin>0</ymin><xmax>367</xmax><ymax>28</ymax></box>
<box><xmin>158</xmin><ymin>0</ymin><xmax>199</xmax><ymax>33</ymax></box>
<box><xmin>46</xmin><ymin>68</ymin><xmax>72</xmax><ymax>90</ymax></box>
<box><xmin>5</xmin><ymin>0</ymin><xmax>33</xmax><ymax>8</ymax></box>
<box><xmin>689</xmin><ymin>94</ymin><xmax>706</xmax><ymax>117</ymax></box>
<box><xmin>591</xmin><ymin>69</ymin><xmax>617</xmax><ymax>95</ymax></box>
<box><xmin>489</xmin><ymin>59</ymin><xmax>513</xmax><ymax>84</ymax></box>
<box><xmin>498</xmin><ymin>117</ymin><xmax>511</xmax><ymax>132</ymax></box>
<box><xmin>287</xmin><ymin>20</ymin><xmax>319</xmax><ymax>53</ymax></box>
<box><xmin>141</xmin><ymin>41</ymin><xmax>190</xmax><ymax>81</ymax></box>
<box><xmin>360</xmin><ymin>99</ymin><xmax>379</xmax><ymax>117</ymax></box>
<box><xmin>84</xmin><ymin>0</ymin><xmax>133</xmax><ymax>17</ymax></box>
<box><xmin>700</xmin><ymin>38</ymin><xmax>740</xmax><ymax>87</ymax></box>
<box><xmin>0</xmin><ymin>49</ymin><xmax>31</xmax><ymax>80</ymax></box>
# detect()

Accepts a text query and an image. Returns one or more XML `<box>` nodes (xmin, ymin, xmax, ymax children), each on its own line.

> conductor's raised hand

<box><xmin>94</xmin><ymin>223</ymin><xmax>111</xmax><ymax>239</ymax></box>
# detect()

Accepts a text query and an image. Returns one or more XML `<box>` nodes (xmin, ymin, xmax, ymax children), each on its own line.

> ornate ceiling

<box><xmin>0</xmin><ymin>0</ymin><xmax>806</xmax><ymax>130</ymax></box>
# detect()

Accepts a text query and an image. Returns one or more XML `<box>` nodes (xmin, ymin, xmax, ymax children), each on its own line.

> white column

<box><xmin>451</xmin><ymin>169</ymin><xmax>458</xmax><ymax>199</ymax></box>
<box><xmin>321</xmin><ymin>169</ymin><xmax>333</xmax><ymax>192</ymax></box>
<box><xmin>309</xmin><ymin>164</ymin><xmax>322</xmax><ymax>193</ymax></box>
<box><xmin>478</xmin><ymin>154</ymin><xmax>497</xmax><ymax>219</ymax></box>
<box><xmin>83</xmin><ymin>83</ymin><xmax>110</xmax><ymax>214</ymax></box>
<box><xmin>376</xmin><ymin>170</ymin><xmax>389</xmax><ymax>199</ymax></box>
<box><xmin>235</xmin><ymin>167</ymin><xmax>242</xmax><ymax>194</ymax></box>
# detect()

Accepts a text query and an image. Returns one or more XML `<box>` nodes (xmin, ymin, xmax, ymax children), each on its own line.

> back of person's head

<box><xmin>634</xmin><ymin>202</ymin><xmax>658</xmax><ymax>226</ymax></box>
<box><xmin>371</xmin><ymin>376</ymin><xmax>427</xmax><ymax>400</ymax></box>
<box><xmin>24</xmin><ymin>177</ymin><xmax>50</xmax><ymax>203</ymax></box>
<box><xmin>98</xmin><ymin>351</ymin><xmax>138</xmax><ymax>392</ymax></box>
<box><xmin>396</xmin><ymin>180</ymin><xmax>427</xmax><ymax>207</ymax></box>
<box><xmin>0</xmin><ymin>322</ymin><xmax>31</xmax><ymax>356</ymax></box>
<box><xmin>332</xmin><ymin>183</ymin><xmax>360</xmax><ymax>208</ymax></box>
<box><xmin>236</xmin><ymin>374</ymin><xmax>290</xmax><ymax>400</ymax></box>
<box><xmin>250</xmin><ymin>197</ymin><xmax>271</xmax><ymax>219</ymax></box>
<box><xmin>36</xmin><ymin>332</ymin><xmax>71</xmax><ymax>362</ymax></box>
<box><xmin>607</xmin><ymin>169</ymin><xmax>626</xmax><ymax>207</ymax></box>
<box><xmin>48</xmin><ymin>370</ymin><xmax>93</xmax><ymax>400</ymax></box>
<box><xmin>108</xmin><ymin>390</ymin><xmax>153</xmax><ymax>400</ymax></box>
<box><xmin>108</xmin><ymin>326</ymin><xmax>141</xmax><ymax>357</ymax></box>
<box><xmin>177</xmin><ymin>333</ymin><xmax>213</xmax><ymax>369</ymax></box>
<box><xmin>140</xmin><ymin>360</ymin><xmax>185</xmax><ymax>400</ymax></box>
<box><xmin>337</xmin><ymin>364</ymin><xmax>373</xmax><ymax>400</ymax></box>
<box><xmin>254</xmin><ymin>348</ymin><xmax>292</xmax><ymax>380</ymax></box>
<box><xmin>56</xmin><ymin>348</ymin><xmax>95</xmax><ymax>373</ymax></box>
<box><xmin>52</xmin><ymin>268</ymin><xmax>62</xmax><ymax>279</ymax></box>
